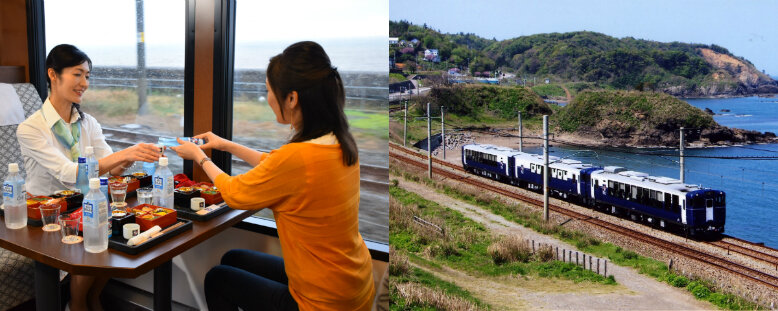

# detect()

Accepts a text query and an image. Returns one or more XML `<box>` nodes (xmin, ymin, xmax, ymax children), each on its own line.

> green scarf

<box><xmin>51</xmin><ymin>119</ymin><xmax>81</xmax><ymax>161</ymax></box>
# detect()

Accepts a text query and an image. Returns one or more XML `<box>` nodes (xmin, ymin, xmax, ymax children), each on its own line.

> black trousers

<box><xmin>204</xmin><ymin>249</ymin><xmax>299</xmax><ymax>311</ymax></box>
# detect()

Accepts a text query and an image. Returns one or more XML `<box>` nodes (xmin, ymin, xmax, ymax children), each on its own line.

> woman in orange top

<box><xmin>171</xmin><ymin>41</ymin><xmax>374</xmax><ymax>310</ymax></box>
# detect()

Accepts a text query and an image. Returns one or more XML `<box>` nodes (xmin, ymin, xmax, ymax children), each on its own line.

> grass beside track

<box><xmin>392</xmin><ymin>168</ymin><xmax>762</xmax><ymax>310</ymax></box>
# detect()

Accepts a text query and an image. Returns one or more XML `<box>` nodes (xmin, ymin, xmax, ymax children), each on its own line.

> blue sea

<box><xmin>527</xmin><ymin>96</ymin><xmax>778</xmax><ymax>247</ymax></box>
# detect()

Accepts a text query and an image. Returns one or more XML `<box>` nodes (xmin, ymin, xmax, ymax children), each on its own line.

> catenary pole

<box><xmin>543</xmin><ymin>115</ymin><xmax>549</xmax><ymax>221</ymax></box>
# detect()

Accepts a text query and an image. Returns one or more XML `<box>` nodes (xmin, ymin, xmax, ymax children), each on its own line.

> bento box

<box><xmin>128</xmin><ymin>204</ymin><xmax>177</xmax><ymax>231</ymax></box>
<box><xmin>50</xmin><ymin>189</ymin><xmax>83</xmax><ymax>212</ymax></box>
<box><xmin>173</xmin><ymin>187</ymin><xmax>200</xmax><ymax>209</ymax></box>
<box><xmin>200</xmin><ymin>189</ymin><xmax>223</xmax><ymax>205</ymax></box>
<box><xmin>127</xmin><ymin>172</ymin><xmax>152</xmax><ymax>188</ymax></box>
<box><xmin>26</xmin><ymin>196</ymin><xmax>67</xmax><ymax>220</ymax></box>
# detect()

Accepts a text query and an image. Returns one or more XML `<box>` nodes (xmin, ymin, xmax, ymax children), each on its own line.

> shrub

<box><xmin>669</xmin><ymin>274</ymin><xmax>689</xmax><ymax>287</ymax></box>
<box><xmin>389</xmin><ymin>248</ymin><xmax>411</xmax><ymax>277</ymax></box>
<box><xmin>395</xmin><ymin>282</ymin><xmax>481</xmax><ymax>311</ymax></box>
<box><xmin>488</xmin><ymin>235</ymin><xmax>532</xmax><ymax>264</ymax></box>
<box><xmin>535</xmin><ymin>245</ymin><xmax>555</xmax><ymax>262</ymax></box>
<box><xmin>622</xmin><ymin>250</ymin><xmax>638</xmax><ymax>260</ymax></box>
<box><xmin>686</xmin><ymin>281</ymin><xmax>711</xmax><ymax>299</ymax></box>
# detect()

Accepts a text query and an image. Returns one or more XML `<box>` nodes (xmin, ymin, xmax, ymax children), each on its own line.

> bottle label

<box><xmin>154</xmin><ymin>176</ymin><xmax>163</xmax><ymax>189</ymax></box>
<box><xmin>2</xmin><ymin>184</ymin><xmax>12</xmax><ymax>198</ymax></box>
<box><xmin>84</xmin><ymin>201</ymin><xmax>94</xmax><ymax>218</ymax></box>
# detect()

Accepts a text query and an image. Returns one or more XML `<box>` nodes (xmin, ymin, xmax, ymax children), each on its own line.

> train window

<box><xmin>631</xmin><ymin>185</ymin><xmax>637</xmax><ymax>200</ymax></box>
<box><xmin>672</xmin><ymin>195</ymin><xmax>680</xmax><ymax>213</ymax></box>
<box><xmin>665</xmin><ymin>193</ymin><xmax>672</xmax><ymax>210</ymax></box>
<box><xmin>228</xmin><ymin>1</ymin><xmax>388</xmax><ymax>241</ymax></box>
<box><xmin>231</xmin><ymin>0</ymin><xmax>388</xmax><ymax>175</ymax></box>
<box><xmin>45</xmin><ymin>0</ymin><xmax>187</xmax><ymax>172</ymax></box>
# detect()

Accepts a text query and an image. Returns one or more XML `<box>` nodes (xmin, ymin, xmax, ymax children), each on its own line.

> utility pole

<box><xmin>543</xmin><ymin>115</ymin><xmax>549</xmax><ymax>221</ymax></box>
<box><xmin>441</xmin><ymin>106</ymin><xmax>446</xmax><ymax>159</ymax></box>
<box><xmin>136</xmin><ymin>0</ymin><xmax>148</xmax><ymax>115</ymax></box>
<box><xmin>415</xmin><ymin>103</ymin><xmax>442</xmax><ymax>178</ymax></box>
<box><xmin>680</xmin><ymin>127</ymin><xmax>685</xmax><ymax>183</ymax></box>
<box><xmin>518</xmin><ymin>110</ymin><xmax>523</xmax><ymax>152</ymax></box>
<box><xmin>427</xmin><ymin>102</ymin><xmax>432</xmax><ymax>178</ymax></box>
<box><xmin>403</xmin><ymin>100</ymin><xmax>408</xmax><ymax>147</ymax></box>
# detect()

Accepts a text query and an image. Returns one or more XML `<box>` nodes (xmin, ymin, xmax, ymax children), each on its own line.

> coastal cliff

<box><xmin>555</xmin><ymin>90</ymin><xmax>777</xmax><ymax>147</ymax></box>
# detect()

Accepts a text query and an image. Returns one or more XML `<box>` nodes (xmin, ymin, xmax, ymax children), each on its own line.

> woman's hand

<box><xmin>170</xmin><ymin>138</ymin><xmax>206</xmax><ymax>162</ymax></box>
<box><xmin>193</xmin><ymin>131</ymin><xmax>228</xmax><ymax>151</ymax></box>
<box><xmin>123</xmin><ymin>143</ymin><xmax>162</xmax><ymax>163</ymax></box>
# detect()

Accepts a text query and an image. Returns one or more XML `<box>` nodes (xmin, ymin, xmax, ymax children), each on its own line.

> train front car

<box><xmin>589</xmin><ymin>167</ymin><xmax>725</xmax><ymax>236</ymax></box>
<box><xmin>461</xmin><ymin>144</ymin><xmax>517</xmax><ymax>182</ymax></box>
<box><xmin>685</xmin><ymin>189</ymin><xmax>726</xmax><ymax>236</ymax></box>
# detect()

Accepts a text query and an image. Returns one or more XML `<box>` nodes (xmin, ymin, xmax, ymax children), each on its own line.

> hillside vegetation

<box><xmin>390</xmin><ymin>20</ymin><xmax>778</xmax><ymax>96</ymax></box>
<box><xmin>425</xmin><ymin>84</ymin><xmax>552</xmax><ymax>119</ymax></box>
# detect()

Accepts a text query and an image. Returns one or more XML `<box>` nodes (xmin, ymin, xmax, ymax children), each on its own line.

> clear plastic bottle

<box><xmin>85</xmin><ymin>146</ymin><xmax>99</xmax><ymax>179</ymax></box>
<box><xmin>99</xmin><ymin>177</ymin><xmax>110</xmax><ymax>203</ymax></box>
<box><xmin>76</xmin><ymin>157</ymin><xmax>89</xmax><ymax>194</ymax></box>
<box><xmin>152</xmin><ymin>157</ymin><xmax>174</xmax><ymax>209</ymax></box>
<box><xmin>3</xmin><ymin>163</ymin><xmax>27</xmax><ymax>229</ymax></box>
<box><xmin>83</xmin><ymin>178</ymin><xmax>109</xmax><ymax>253</ymax></box>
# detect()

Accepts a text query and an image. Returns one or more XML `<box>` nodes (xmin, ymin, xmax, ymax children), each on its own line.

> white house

<box><xmin>423</xmin><ymin>49</ymin><xmax>440</xmax><ymax>63</ymax></box>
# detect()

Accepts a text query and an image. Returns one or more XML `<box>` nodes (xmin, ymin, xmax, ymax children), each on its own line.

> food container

<box><xmin>192</xmin><ymin>182</ymin><xmax>214</xmax><ymax>192</ymax></box>
<box><xmin>111</xmin><ymin>211</ymin><xmax>136</xmax><ymax>238</ymax></box>
<box><xmin>50</xmin><ymin>190</ymin><xmax>83</xmax><ymax>212</ymax></box>
<box><xmin>174</xmin><ymin>187</ymin><xmax>200</xmax><ymax>209</ymax></box>
<box><xmin>129</xmin><ymin>172</ymin><xmax>152</xmax><ymax>188</ymax></box>
<box><xmin>128</xmin><ymin>204</ymin><xmax>177</xmax><ymax>231</ymax></box>
<box><xmin>200</xmin><ymin>189</ymin><xmax>223</xmax><ymax>205</ymax></box>
<box><xmin>27</xmin><ymin>196</ymin><xmax>59</xmax><ymax>220</ymax></box>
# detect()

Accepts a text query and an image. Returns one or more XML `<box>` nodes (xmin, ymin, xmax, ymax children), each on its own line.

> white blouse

<box><xmin>16</xmin><ymin>98</ymin><xmax>113</xmax><ymax>196</ymax></box>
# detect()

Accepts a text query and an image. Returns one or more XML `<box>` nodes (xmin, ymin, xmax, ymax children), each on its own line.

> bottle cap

<box><xmin>8</xmin><ymin>163</ymin><xmax>19</xmax><ymax>173</ymax></box>
<box><xmin>89</xmin><ymin>178</ymin><xmax>100</xmax><ymax>189</ymax></box>
<box><xmin>78</xmin><ymin>157</ymin><xmax>86</xmax><ymax>163</ymax></box>
<box><xmin>85</xmin><ymin>146</ymin><xmax>94</xmax><ymax>155</ymax></box>
<box><xmin>159</xmin><ymin>157</ymin><xmax>168</xmax><ymax>166</ymax></box>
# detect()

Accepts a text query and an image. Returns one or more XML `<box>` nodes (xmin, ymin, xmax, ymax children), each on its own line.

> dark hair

<box><xmin>267</xmin><ymin>41</ymin><xmax>358</xmax><ymax>166</ymax></box>
<box><xmin>45</xmin><ymin>44</ymin><xmax>92</xmax><ymax>120</ymax></box>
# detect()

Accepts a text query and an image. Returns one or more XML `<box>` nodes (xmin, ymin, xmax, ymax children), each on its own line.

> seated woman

<box><xmin>171</xmin><ymin>41</ymin><xmax>374</xmax><ymax>310</ymax></box>
<box><xmin>16</xmin><ymin>44</ymin><xmax>162</xmax><ymax>311</ymax></box>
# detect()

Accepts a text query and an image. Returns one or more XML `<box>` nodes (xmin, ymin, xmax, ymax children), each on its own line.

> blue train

<box><xmin>462</xmin><ymin>144</ymin><xmax>725</xmax><ymax>236</ymax></box>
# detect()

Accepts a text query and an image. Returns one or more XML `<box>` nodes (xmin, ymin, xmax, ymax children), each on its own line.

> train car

<box><xmin>461</xmin><ymin>143</ymin><xmax>725</xmax><ymax>237</ymax></box>
<box><xmin>462</xmin><ymin>144</ymin><xmax>520</xmax><ymax>182</ymax></box>
<box><xmin>588</xmin><ymin>167</ymin><xmax>725</xmax><ymax>235</ymax></box>
<box><xmin>511</xmin><ymin>152</ymin><xmax>601</xmax><ymax>200</ymax></box>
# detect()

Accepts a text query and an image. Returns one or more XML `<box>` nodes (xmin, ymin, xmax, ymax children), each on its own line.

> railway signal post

<box><xmin>543</xmin><ymin>115</ymin><xmax>550</xmax><ymax>221</ymax></box>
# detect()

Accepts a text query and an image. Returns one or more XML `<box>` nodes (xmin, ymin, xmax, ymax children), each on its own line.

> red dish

<box><xmin>200</xmin><ymin>189</ymin><xmax>223</xmax><ymax>205</ymax></box>
<box><xmin>27</xmin><ymin>197</ymin><xmax>67</xmax><ymax>220</ymax></box>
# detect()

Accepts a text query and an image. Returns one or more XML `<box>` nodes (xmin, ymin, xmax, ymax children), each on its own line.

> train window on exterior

<box><xmin>672</xmin><ymin>195</ymin><xmax>680</xmax><ymax>212</ymax></box>
<box><xmin>631</xmin><ymin>185</ymin><xmax>637</xmax><ymax>200</ymax></box>
<box><xmin>44</xmin><ymin>0</ymin><xmax>187</xmax><ymax>173</ymax></box>
<box><xmin>665</xmin><ymin>193</ymin><xmax>672</xmax><ymax>210</ymax></box>
<box><xmin>231</xmin><ymin>0</ymin><xmax>388</xmax><ymax>242</ymax></box>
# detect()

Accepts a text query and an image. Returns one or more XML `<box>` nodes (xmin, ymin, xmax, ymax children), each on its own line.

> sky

<box><xmin>43</xmin><ymin>0</ymin><xmax>388</xmax><ymax>70</ymax></box>
<box><xmin>390</xmin><ymin>0</ymin><xmax>778</xmax><ymax>76</ymax></box>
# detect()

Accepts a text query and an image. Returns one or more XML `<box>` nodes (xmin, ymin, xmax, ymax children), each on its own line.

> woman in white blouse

<box><xmin>16</xmin><ymin>44</ymin><xmax>161</xmax><ymax>311</ymax></box>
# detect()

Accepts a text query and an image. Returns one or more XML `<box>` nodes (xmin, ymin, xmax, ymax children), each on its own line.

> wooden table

<box><xmin>0</xmin><ymin>203</ymin><xmax>254</xmax><ymax>311</ymax></box>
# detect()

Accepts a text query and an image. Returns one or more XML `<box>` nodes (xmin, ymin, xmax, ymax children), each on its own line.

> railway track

<box><xmin>390</xmin><ymin>142</ymin><xmax>778</xmax><ymax>291</ymax></box>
